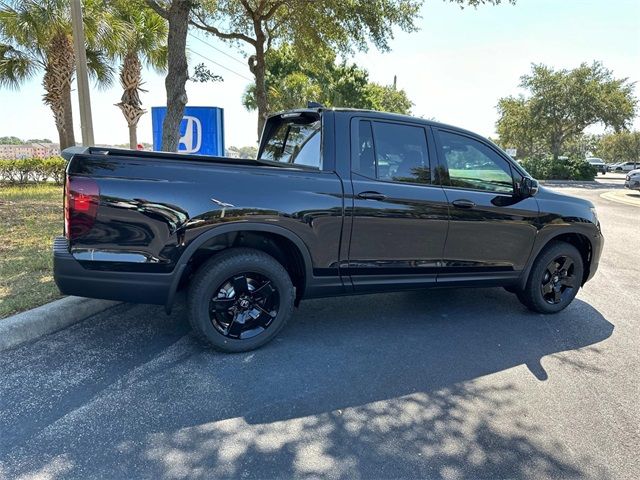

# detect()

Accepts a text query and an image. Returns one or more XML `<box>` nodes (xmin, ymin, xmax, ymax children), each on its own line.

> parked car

<box><xmin>612</xmin><ymin>161</ymin><xmax>640</xmax><ymax>172</ymax></box>
<box><xmin>55</xmin><ymin>108</ymin><xmax>603</xmax><ymax>352</ymax></box>
<box><xmin>586</xmin><ymin>157</ymin><xmax>607</xmax><ymax>174</ymax></box>
<box><xmin>625</xmin><ymin>169</ymin><xmax>640</xmax><ymax>190</ymax></box>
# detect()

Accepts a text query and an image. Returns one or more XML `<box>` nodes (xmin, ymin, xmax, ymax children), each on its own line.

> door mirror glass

<box><xmin>519</xmin><ymin>177</ymin><xmax>539</xmax><ymax>197</ymax></box>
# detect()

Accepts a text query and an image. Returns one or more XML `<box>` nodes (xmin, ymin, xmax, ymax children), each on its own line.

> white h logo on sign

<box><xmin>178</xmin><ymin>116</ymin><xmax>202</xmax><ymax>153</ymax></box>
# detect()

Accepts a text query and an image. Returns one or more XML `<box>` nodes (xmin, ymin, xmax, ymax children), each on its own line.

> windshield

<box><xmin>259</xmin><ymin>114</ymin><xmax>321</xmax><ymax>168</ymax></box>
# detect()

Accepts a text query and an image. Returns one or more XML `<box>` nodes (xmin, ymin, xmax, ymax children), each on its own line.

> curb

<box><xmin>0</xmin><ymin>296</ymin><xmax>120</xmax><ymax>352</ymax></box>
<box><xmin>600</xmin><ymin>190</ymin><xmax>640</xmax><ymax>207</ymax></box>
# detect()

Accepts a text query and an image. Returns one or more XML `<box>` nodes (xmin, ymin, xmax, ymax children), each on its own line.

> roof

<box><xmin>268</xmin><ymin>107</ymin><xmax>485</xmax><ymax>140</ymax></box>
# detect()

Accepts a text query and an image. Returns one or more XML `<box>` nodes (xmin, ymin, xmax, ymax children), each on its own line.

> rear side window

<box><xmin>259</xmin><ymin>115</ymin><xmax>321</xmax><ymax>168</ymax></box>
<box><xmin>353</xmin><ymin>120</ymin><xmax>431</xmax><ymax>184</ymax></box>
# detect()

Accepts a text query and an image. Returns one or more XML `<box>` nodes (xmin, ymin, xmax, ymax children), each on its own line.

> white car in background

<box><xmin>612</xmin><ymin>161</ymin><xmax>640</xmax><ymax>172</ymax></box>
<box><xmin>625</xmin><ymin>169</ymin><xmax>640</xmax><ymax>190</ymax></box>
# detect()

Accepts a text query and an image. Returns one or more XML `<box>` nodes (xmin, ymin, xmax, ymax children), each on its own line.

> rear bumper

<box><xmin>53</xmin><ymin>236</ymin><xmax>172</xmax><ymax>305</ymax></box>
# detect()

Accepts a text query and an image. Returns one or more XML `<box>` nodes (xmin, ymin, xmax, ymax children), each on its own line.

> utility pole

<box><xmin>70</xmin><ymin>0</ymin><xmax>94</xmax><ymax>146</ymax></box>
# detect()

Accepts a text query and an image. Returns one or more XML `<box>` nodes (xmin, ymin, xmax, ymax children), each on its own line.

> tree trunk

<box><xmin>161</xmin><ymin>1</ymin><xmax>191</xmax><ymax>152</ymax></box>
<box><xmin>61</xmin><ymin>83</ymin><xmax>75</xmax><ymax>149</ymax></box>
<box><xmin>248</xmin><ymin>24</ymin><xmax>268</xmax><ymax>140</ymax></box>
<box><xmin>43</xmin><ymin>33</ymin><xmax>76</xmax><ymax>150</ymax></box>
<box><xmin>253</xmin><ymin>54</ymin><xmax>268</xmax><ymax>139</ymax></box>
<box><xmin>129</xmin><ymin>124</ymin><xmax>137</xmax><ymax>149</ymax></box>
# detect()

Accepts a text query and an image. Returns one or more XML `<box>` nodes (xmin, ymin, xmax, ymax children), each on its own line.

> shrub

<box><xmin>0</xmin><ymin>157</ymin><xmax>67</xmax><ymax>185</ymax></box>
<box><xmin>519</xmin><ymin>156</ymin><xmax>595</xmax><ymax>181</ymax></box>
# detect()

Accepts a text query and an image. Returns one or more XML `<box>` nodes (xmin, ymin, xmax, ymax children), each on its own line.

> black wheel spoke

<box><xmin>232</xmin><ymin>274</ymin><xmax>249</xmax><ymax>295</ymax></box>
<box><xmin>558</xmin><ymin>257</ymin><xmax>574</xmax><ymax>272</ymax></box>
<box><xmin>252</xmin><ymin>281</ymin><xmax>275</xmax><ymax>301</ymax></box>
<box><xmin>553</xmin><ymin>289</ymin><xmax>561</xmax><ymax>303</ymax></box>
<box><xmin>542</xmin><ymin>282</ymin><xmax>553</xmax><ymax>294</ymax></box>
<box><xmin>252</xmin><ymin>302</ymin><xmax>277</xmax><ymax>320</ymax></box>
<box><xmin>226</xmin><ymin>312</ymin><xmax>245</xmax><ymax>337</ymax></box>
<box><xmin>560</xmin><ymin>276</ymin><xmax>575</xmax><ymax>287</ymax></box>
<box><xmin>210</xmin><ymin>297</ymin><xmax>235</xmax><ymax>312</ymax></box>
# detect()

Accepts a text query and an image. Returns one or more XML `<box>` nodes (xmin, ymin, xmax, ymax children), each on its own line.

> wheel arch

<box><xmin>519</xmin><ymin>230</ymin><xmax>593</xmax><ymax>290</ymax></box>
<box><xmin>165</xmin><ymin>223</ymin><xmax>313</xmax><ymax>313</ymax></box>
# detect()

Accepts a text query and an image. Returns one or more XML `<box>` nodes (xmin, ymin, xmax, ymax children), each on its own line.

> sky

<box><xmin>0</xmin><ymin>0</ymin><xmax>638</xmax><ymax>148</ymax></box>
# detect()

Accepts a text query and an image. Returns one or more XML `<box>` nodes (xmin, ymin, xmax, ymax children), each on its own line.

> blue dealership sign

<box><xmin>151</xmin><ymin>106</ymin><xmax>225</xmax><ymax>156</ymax></box>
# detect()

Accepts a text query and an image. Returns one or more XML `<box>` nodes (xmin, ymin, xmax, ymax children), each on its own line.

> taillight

<box><xmin>65</xmin><ymin>176</ymin><xmax>99</xmax><ymax>240</ymax></box>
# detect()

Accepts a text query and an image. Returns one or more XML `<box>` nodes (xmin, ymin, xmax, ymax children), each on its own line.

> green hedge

<box><xmin>0</xmin><ymin>157</ymin><xmax>67</xmax><ymax>185</ymax></box>
<box><xmin>519</xmin><ymin>157</ymin><xmax>596</xmax><ymax>181</ymax></box>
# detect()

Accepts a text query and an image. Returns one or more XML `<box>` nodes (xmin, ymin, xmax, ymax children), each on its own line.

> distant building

<box><xmin>0</xmin><ymin>143</ymin><xmax>60</xmax><ymax>159</ymax></box>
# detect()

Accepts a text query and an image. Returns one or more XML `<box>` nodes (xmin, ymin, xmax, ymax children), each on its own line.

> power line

<box><xmin>187</xmin><ymin>48</ymin><xmax>253</xmax><ymax>82</ymax></box>
<box><xmin>188</xmin><ymin>32</ymin><xmax>248</xmax><ymax>68</ymax></box>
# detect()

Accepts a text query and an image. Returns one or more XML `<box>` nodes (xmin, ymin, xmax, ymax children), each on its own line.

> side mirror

<box><xmin>519</xmin><ymin>177</ymin><xmax>539</xmax><ymax>197</ymax></box>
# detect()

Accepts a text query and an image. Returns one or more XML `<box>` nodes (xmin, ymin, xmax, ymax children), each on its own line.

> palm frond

<box><xmin>0</xmin><ymin>43</ymin><xmax>38</xmax><ymax>88</ymax></box>
<box><xmin>86</xmin><ymin>48</ymin><xmax>115</xmax><ymax>89</ymax></box>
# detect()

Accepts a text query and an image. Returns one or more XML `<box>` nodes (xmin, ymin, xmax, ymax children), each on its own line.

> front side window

<box><xmin>260</xmin><ymin>115</ymin><xmax>321</xmax><ymax>168</ymax></box>
<box><xmin>438</xmin><ymin>130</ymin><xmax>514</xmax><ymax>194</ymax></box>
<box><xmin>353</xmin><ymin>120</ymin><xmax>431</xmax><ymax>185</ymax></box>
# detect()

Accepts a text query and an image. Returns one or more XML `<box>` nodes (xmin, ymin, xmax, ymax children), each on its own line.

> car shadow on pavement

<box><xmin>0</xmin><ymin>288</ymin><xmax>614</xmax><ymax>479</ymax></box>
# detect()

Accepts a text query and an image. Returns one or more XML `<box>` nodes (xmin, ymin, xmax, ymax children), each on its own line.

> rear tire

<box><xmin>187</xmin><ymin>248</ymin><xmax>295</xmax><ymax>353</ymax></box>
<box><xmin>517</xmin><ymin>242</ymin><xmax>584</xmax><ymax>314</ymax></box>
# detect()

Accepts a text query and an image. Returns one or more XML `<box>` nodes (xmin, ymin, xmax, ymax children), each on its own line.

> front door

<box><xmin>434</xmin><ymin>128</ymin><xmax>540</xmax><ymax>284</ymax></box>
<box><xmin>348</xmin><ymin>119</ymin><xmax>449</xmax><ymax>291</ymax></box>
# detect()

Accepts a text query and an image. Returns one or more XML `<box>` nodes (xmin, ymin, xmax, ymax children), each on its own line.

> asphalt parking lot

<box><xmin>1</xmin><ymin>181</ymin><xmax>638</xmax><ymax>480</ymax></box>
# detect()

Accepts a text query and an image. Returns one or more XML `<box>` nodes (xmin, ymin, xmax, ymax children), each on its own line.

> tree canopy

<box><xmin>595</xmin><ymin>131</ymin><xmax>640</xmax><ymax>164</ymax></box>
<box><xmin>496</xmin><ymin>62</ymin><xmax>637</xmax><ymax>160</ymax></box>
<box><xmin>192</xmin><ymin>0</ymin><xmax>424</xmax><ymax>136</ymax></box>
<box><xmin>242</xmin><ymin>45</ymin><xmax>412</xmax><ymax>114</ymax></box>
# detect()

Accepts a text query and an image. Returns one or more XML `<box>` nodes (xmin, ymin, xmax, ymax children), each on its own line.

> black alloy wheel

<box><xmin>540</xmin><ymin>255</ymin><xmax>577</xmax><ymax>305</ymax></box>
<box><xmin>210</xmin><ymin>272</ymin><xmax>280</xmax><ymax>340</ymax></box>
<box><xmin>187</xmin><ymin>248</ymin><xmax>295</xmax><ymax>352</ymax></box>
<box><xmin>517</xmin><ymin>241</ymin><xmax>584</xmax><ymax>314</ymax></box>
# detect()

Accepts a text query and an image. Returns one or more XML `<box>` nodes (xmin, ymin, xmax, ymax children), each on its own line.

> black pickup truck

<box><xmin>55</xmin><ymin>108</ymin><xmax>603</xmax><ymax>352</ymax></box>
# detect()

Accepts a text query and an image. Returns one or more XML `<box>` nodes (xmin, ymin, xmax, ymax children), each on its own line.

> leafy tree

<box><xmin>227</xmin><ymin>145</ymin><xmax>257</xmax><ymax>159</ymax></box>
<box><xmin>595</xmin><ymin>131</ymin><xmax>640</xmax><ymax>166</ymax></box>
<box><xmin>0</xmin><ymin>0</ymin><xmax>122</xmax><ymax>149</ymax></box>
<box><xmin>191</xmin><ymin>0</ymin><xmax>425</xmax><ymax>137</ymax></box>
<box><xmin>242</xmin><ymin>45</ymin><xmax>413</xmax><ymax>114</ymax></box>
<box><xmin>562</xmin><ymin>133</ymin><xmax>601</xmax><ymax>161</ymax></box>
<box><xmin>0</xmin><ymin>135</ymin><xmax>23</xmax><ymax>144</ymax></box>
<box><xmin>190</xmin><ymin>62</ymin><xmax>223</xmax><ymax>83</ymax></box>
<box><xmin>497</xmin><ymin>62</ymin><xmax>637</xmax><ymax>160</ymax></box>
<box><xmin>112</xmin><ymin>0</ymin><xmax>168</xmax><ymax>149</ymax></box>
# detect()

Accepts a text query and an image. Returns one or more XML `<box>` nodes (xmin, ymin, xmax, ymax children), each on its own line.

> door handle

<box><xmin>452</xmin><ymin>199</ymin><xmax>476</xmax><ymax>209</ymax></box>
<box><xmin>357</xmin><ymin>191</ymin><xmax>387</xmax><ymax>201</ymax></box>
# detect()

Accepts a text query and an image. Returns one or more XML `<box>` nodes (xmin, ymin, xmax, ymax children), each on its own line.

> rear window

<box><xmin>259</xmin><ymin>114</ymin><xmax>321</xmax><ymax>168</ymax></box>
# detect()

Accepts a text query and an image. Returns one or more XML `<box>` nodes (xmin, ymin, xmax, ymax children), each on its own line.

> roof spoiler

<box><xmin>61</xmin><ymin>146</ymin><xmax>90</xmax><ymax>161</ymax></box>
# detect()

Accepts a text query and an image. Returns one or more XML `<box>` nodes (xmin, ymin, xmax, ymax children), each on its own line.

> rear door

<box><xmin>347</xmin><ymin>118</ymin><xmax>449</xmax><ymax>291</ymax></box>
<box><xmin>434</xmin><ymin>128</ymin><xmax>539</xmax><ymax>283</ymax></box>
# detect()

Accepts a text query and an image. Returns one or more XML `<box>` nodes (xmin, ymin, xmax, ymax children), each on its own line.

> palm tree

<box><xmin>0</xmin><ymin>0</ymin><xmax>120</xmax><ymax>149</ymax></box>
<box><xmin>113</xmin><ymin>1</ymin><xmax>167</xmax><ymax>149</ymax></box>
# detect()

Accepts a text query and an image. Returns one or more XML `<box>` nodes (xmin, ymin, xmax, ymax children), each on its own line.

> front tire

<box><xmin>517</xmin><ymin>242</ymin><xmax>584</xmax><ymax>314</ymax></box>
<box><xmin>187</xmin><ymin>248</ymin><xmax>295</xmax><ymax>353</ymax></box>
